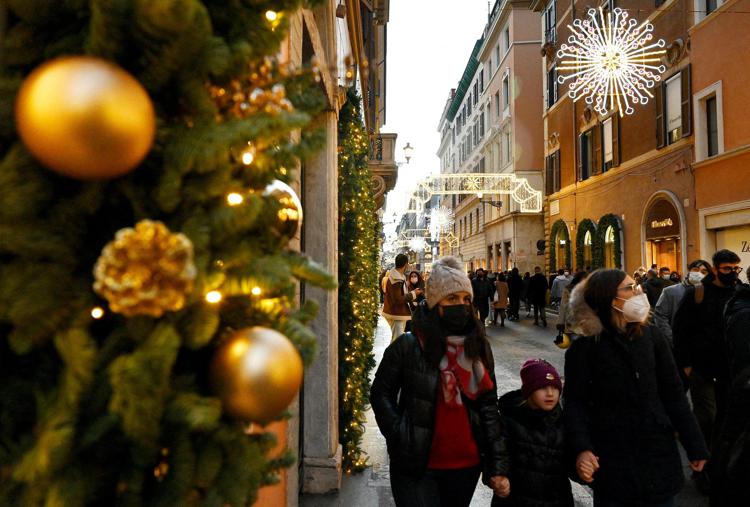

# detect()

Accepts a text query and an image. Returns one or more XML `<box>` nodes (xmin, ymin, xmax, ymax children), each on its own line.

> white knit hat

<box><xmin>425</xmin><ymin>256</ymin><xmax>474</xmax><ymax>309</ymax></box>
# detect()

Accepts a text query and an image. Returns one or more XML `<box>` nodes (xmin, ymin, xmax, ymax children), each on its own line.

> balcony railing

<box><xmin>369</xmin><ymin>133</ymin><xmax>397</xmax><ymax>165</ymax></box>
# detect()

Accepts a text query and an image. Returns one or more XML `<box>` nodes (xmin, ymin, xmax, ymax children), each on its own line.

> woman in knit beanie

<box><xmin>492</xmin><ymin>359</ymin><xmax>572</xmax><ymax>506</ymax></box>
<box><xmin>370</xmin><ymin>256</ymin><xmax>509</xmax><ymax>506</ymax></box>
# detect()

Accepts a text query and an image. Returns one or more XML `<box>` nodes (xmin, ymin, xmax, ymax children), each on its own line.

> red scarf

<box><xmin>438</xmin><ymin>336</ymin><xmax>494</xmax><ymax>406</ymax></box>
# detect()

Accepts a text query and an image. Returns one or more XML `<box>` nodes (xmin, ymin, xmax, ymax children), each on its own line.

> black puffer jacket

<box><xmin>491</xmin><ymin>390</ymin><xmax>573</xmax><ymax>507</ymax></box>
<box><xmin>563</xmin><ymin>282</ymin><xmax>709</xmax><ymax>503</ymax></box>
<box><xmin>369</xmin><ymin>303</ymin><xmax>508</xmax><ymax>480</ymax></box>
<box><xmin>712</xmin><ymin>283</ymin><xmax>750</xmax><ymax>506</ymax></box>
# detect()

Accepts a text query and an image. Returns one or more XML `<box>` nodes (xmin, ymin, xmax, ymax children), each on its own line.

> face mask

<box><xmin>613</xmin><ymin>293</ymin><xmax>651</xmax><ymax>323</ymax></box>
<box><xmin>717</xmin><ymin>271</ymin><xmax>738</xmax><ymax>286</ymax></box>
<box><xmin>440</xmin><ymin>304</ymin><xmax>473</xmax><ymax>335</ymax></box>
<box><xmin>687</xmin><ymin>272</ymin><xmax>705</xmax><ymax>285</ymax></box>
<box><xmin>661</xmin><ymin>274</ymin><xmax>671</xmax><ymax>280</ymax></box>
<box><xmin>410</xmin><ymin>278</ymin><xmax>418</xmax><ymax>284</ymax></box>
<box><xmin>564</xmin><ymin>271</ymin><xmax>570</xmax><ymax>276</ymax></box>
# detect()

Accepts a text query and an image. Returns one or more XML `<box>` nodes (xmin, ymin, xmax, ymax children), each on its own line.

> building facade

<box><xmin>529</xmin><ymin>0</ymin><xmax>750</xmax><ymax>276</ymax></box>
<box><xmin>436</xmin><ymin>0</ymin><xmax>545</xmax><ymax>274</ymax></box>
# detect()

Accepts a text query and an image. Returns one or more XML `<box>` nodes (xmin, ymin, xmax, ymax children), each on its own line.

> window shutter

<box><xmin>554</xmin><ymin>151</ymin><xmax>561</xmax><ymax>192</ymax></box>
<box><xmin>681</xmin><ymin>64</ymin><xmax>692</xmax><ymax>137</ymax></box>
<box><xmin>577</xmin><ymin>134</ymin><xmax>583</xmax><ymax>181</ymax></box>
<box><xmin>593</xmin><ymin>125</ymin><xmax>602</xmax><ymax>175</ymax></box>
<box><xmin>612</xmin><ymin>114</ymin><xmax>620</xmax><ymax>166</ymax></box>
<box><xmin>655</xmin><ymin>82</ymin><xmax>665</xmax><ymax>148</ymax></box>
<box><xmin>545</xmin><ymin>155</ymin><xmax>553</xmax><ymax>195</ymax></box>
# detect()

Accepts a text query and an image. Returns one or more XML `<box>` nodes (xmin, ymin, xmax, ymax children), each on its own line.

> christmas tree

<box><xmin>0</xmin><ymin>1</ymin><xmax>334</xmax><ymax>505</ymax></box>
<box><xmin>337</xmin><ymin>89</ymin><xmax>380</xmax><ymax>473</ymax></box>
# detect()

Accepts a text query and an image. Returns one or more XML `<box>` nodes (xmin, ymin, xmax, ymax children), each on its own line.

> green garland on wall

<box><xmin>593</xmin><ymin>213</ymin><xmax>623</xmax><ymax>269</ymax></box>
<box><xmin>575</xmin><ymin>218</ymin><xmax>597</xmax><ymax>270</ymax></box>
<box><xmin>337</xmin><ymin>88</ymin><xmax>380</xmax><ymax>473</ymax></box>
<box><xmin>549</xmin><ymin>219</ymin><xmax>571</xmax><ymax>271</ymax></box>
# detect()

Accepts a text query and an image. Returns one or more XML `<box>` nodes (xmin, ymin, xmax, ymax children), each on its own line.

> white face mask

<box><xmin>687</xmin><ymin>272</ymin><xmax>705</xmax><ymax>285</ymax></box>
<box><xmin>661</xmin><ymin>274</ymin><xmax>671</xmax><ymax>280</ymax></box>
<box><xmin>613</xmin><ymin>293</ymin><xmax>651</xmax><ymax>323</ymax></box>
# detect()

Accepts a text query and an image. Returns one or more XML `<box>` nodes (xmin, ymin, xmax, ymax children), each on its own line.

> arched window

<box><xmin>584</xmin><ymin>230</ymin><xmax>593</xmax><ymax>267</ymax></box>
<box><xmin>604</xmin><ymin>226</ymin><xmax>616</xmax><ymax>268</ymax></box>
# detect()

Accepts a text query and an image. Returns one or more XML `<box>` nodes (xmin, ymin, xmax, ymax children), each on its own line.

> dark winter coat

<box><xmin>369</xmin><ymin>304</ymin><xmax>508</xmax><ymax>480</ymax></box>
<box><xmin>528</xmin><ymin>273</ymin><xmax>548</xmax><ymax>305</ymax></box>
<box><xmin>563</xmin><ymin>282</ymin><xmax>709</xmax><ymax>503</ymax></box>
<box><xmin>672</xmin><ymin>279</ymin><xmax>737</xmax><ymax>380</ymax></box>
<box><xmin>642</xmin><ymin>277</ymin><xmax>670</xmax><ymax>307</ymax></box>
<box><xmin>472</xmin><ymin>276</ymin><xmax>494</xmax><ymax>310</ymax></box>
<box><xmin>712</xmin><ymin>283</ymin><xmax>750</xmax><ymax>506</ymax></box>
<box><xmin>491</xmin><ymin>390</ymin><xmax>573</xmax><ymax>507</ymax></box>
<box><xmin>509</xmin><ymin>275</ymin><xmax>524</xmax><ymax>300</ymax></box>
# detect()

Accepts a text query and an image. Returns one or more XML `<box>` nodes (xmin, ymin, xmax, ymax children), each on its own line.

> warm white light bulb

<box><xmin>91</xmin><ymin>307</ymin><xmax>104</xmax><ymax>319</ymax></box>
<box><xmin>265</xmin><ymin>10</ymin><xmax>278</xmax><ymax>22</ymax></box>
<box><xmin>251</xmin><ymin>286</ymin><xmax>262</xmax><ymax>296</ymax></box>
<box><xmin>226</xmin><ymin>192</ymin><xmax>244</xmax><ymax>206</ymax></box>
<box><xmin>205</xmin><ymin>291</ymin><xmax>223</xmax><ymax>304</ymax></box>
<box><xmin>241</xmin><ymin>149</ymin><xmax>255</xmax><ymax>165</ymax></box>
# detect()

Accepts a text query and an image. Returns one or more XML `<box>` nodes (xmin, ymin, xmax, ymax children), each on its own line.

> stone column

<box><xmin>301</xmin><ymin>110</ymin><xmax>342</xmax><ymax>494</ymax></box>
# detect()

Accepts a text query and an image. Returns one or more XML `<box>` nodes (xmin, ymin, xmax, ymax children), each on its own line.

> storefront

<box><xmin>643</xmin><ymin>196</ymin><xmax>685</xmax><ymax>274</ymax></box>
<box><xmin>699</xmin><ymin>199</ymin><xmax>750</xmax><ymax>270</ymax></box>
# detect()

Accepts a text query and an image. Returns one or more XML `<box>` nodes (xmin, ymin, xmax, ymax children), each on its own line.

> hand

<box><xmin>576</xmin><ymin>450</ymin><xmax>600</xmax><ymax>483</ymax></box>
<box><xmin>489</xmin><ymin>475</ymin><xmax>510</xmax><ymax>498</ymax></box>
<box><xmin>690</xmin><ymin>460</ymin><xmax>707</xmax><ymax>472</ymax></box>
<box><xmin>415</xmin><ymin>288</ymin><xmax>424</xmax><ymax>295</ymax></box>
<box><xmin>684</xmin><ymin>367</ymin><xmax>693</xmax><ymax>378</ymax></box>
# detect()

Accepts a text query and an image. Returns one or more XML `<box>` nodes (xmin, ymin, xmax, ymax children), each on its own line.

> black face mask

<box><xmin>717</xmin><ymin>271</ymin><xmax>738</xmax><ymax>286</ymax></box>
<box><xmin>440</xmin><ymin>304</ymin><xmax>474</xmax><ymax>335</ymax></box>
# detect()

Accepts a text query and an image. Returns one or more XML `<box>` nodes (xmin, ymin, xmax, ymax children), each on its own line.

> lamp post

<box><xmin>403</xmin><ymin>142</ymin><xmax>414</xmax><ymax>164</ymax></box>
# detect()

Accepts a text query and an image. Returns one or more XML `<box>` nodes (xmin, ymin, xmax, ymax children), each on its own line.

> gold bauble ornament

<box><xmin>263</xmin><ymin>179</ymin><xmax>302</xmax><ymax>242</ymax></box>
<box><xmin>554</xmin><ymin>331</ymin><xmax>572</xmax><ymax>350</ymax></box>
<box><xmin>209</xmin><ymin>327</ymin><xmax>303</xmax><ymax>423</ymax></box>
<box><xmin>93</xmin><ymin>220</ymin><xmax>196</xmax><ymax>317</ymax></box>
<box><xmin>15</xmin><ymin>56</ymin><xmax>155</xmax><ymax>179</ymax></box>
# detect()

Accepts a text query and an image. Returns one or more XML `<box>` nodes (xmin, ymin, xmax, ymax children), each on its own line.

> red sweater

<box><xmin>427</xmin><ymin>392</ymin><xmax>480</xmax><ymax>469</ymax></box>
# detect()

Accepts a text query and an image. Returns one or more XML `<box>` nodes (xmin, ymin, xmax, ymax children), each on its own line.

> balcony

<box><xmin>368</xmin><ymin>132</ymin><xmax>398</xmax><ymax>209</ymax></box>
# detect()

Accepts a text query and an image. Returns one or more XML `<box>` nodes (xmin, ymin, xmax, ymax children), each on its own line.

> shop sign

<box><xmin>645</xmin><ymin>199</ymin><xmax>680</xmax><ymax>239</ymax></box>
<box><xmin>550</xmin><ymin>199</ymin><xmax>560</xmax><ymax>216</ymax></box>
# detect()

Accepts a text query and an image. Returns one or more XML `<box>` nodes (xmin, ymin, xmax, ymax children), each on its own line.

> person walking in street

<box><xmin>406</xmin><ymin>270</ymin><xmax>426</xmax><ymax>312</ymax></box>
<box><xmin>522</xmin><ymin>272</ymin><xmax>532</xmax><ymax>318</ymax></box>
<box><xmin>490</xmin><ymin>359</ymin><xmax>573</xmax><ymax>507</ymax></box>
<box><xmin>550</xmin><ymin>269</ymin><xmax>571</xmax><ymax>308</ymax></box>
<box><xmin>712</xmin><ymin>271</ymin><xmax>750</xmax><ymax>507</ymax></box>
<box><xmin>472</xmin><ymin>268</ymin><xmax>494</xmax><ymax>325</ymax></box>
<box><xmin>382</xmin><ymin>253</ymin><xmax>421</xmax><ymax>342</ymax></box>
<box><xmin>370</xmin><ymin>256</ymin><xmax>509</xmax><ymax>506</ymax></box>
<box><xmin>492</xmin><ymin>273</ymin><xmax>509</xmax><ymax>327</ymax></box>
<box><xmin>528</xmin><ymin>267</ymin><xmax>549</xmax><ymax>327</ymax></box>
<box><xmin>554</xmin><ymin>271</ymin><xmax>588</xmax><ymax>349</ymax></box>
<box><xmin>642</xmin><ymin>269</ymin><xmax>668</xmax><ymax>308</ymax></box>
<box><xmin>508</xmin><ymin>268</ymin><xmax>524</xmax><ymax>322</ymax></box>
<box><xmin>673</xmin><ymin>249</ymin><xmax>742</xmax><ymax>494</ymax></box>
<box><xmin>564</xmin><ymin>269</ymin><xmax>708</xmax><ymax>506</ymax></box>
<box><xmin>654</xmin><ymin>260</ymin><xmax>711</xmax><ymax>347</ymax></box>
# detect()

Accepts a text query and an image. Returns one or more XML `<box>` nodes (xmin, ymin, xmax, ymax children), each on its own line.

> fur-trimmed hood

<box><xmin>567</xmin><ymin>280</ymin><xmax>605</xmax><ymax>336</ymax></box>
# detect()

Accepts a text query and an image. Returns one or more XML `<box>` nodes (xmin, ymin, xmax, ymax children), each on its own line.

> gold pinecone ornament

<box><xmin>93</xmin><ymin>220</ymin><xmax>197</xmax><ymax>317</ymax></box>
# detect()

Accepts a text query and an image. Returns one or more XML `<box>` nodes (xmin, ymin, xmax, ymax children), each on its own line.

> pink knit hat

<box><xmin>520</xmin><ymin>359</ymin><xmax>562</xmax><ymax>398</ymax></box>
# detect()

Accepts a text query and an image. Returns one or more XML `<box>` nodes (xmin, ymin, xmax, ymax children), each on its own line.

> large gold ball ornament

<box><xmin>15</xmin><ymin>56</ymin><xmax>155</xmax><ymax>179</ymax></box>
<box><xmin>93</xmin><ymin>220</ymin><xmax>196</xmax><ymax>317</ymax></box>
<box><xmin>263</xmin><ymin>179</ymin><xmax>302</xmax><ymax>242</ymax></box>
<box><xmin>210</xmin><ymin>327</ymin><xmax>303</xmax><ymax>423</ymax></box>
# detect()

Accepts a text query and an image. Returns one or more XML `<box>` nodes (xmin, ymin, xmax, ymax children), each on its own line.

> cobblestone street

<box><xmin>302</xmin><ymin>314</ymin><xmax>708</xmax><ymax>507</ymax></box>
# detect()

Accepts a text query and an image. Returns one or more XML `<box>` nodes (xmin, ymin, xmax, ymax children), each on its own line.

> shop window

<box><xmin>604</xmin><ymin>226</ymin><xmax>616</xmax><ymax>268</ymax></box>
<box><xmin>584</xmin><ymin>230</ymin><xmax>593</xmax><ymax>266</ymax></box>
<box><xmin>656</xmin><ymin>66</ymin><xmax>691</xmax><ymax>147</ymax></box>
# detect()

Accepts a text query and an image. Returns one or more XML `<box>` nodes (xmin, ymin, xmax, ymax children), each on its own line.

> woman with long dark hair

<box><xmin>370</xmin><ymin>257</ymin><xmax>509</xmax><ymax>506</ymax></box>
<box><xmin>564</xmin><ymin>269</ymin><xmax>709</xmax><ymax>507</ymax></box>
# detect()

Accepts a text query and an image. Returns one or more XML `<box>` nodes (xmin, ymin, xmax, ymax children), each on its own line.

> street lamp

<box><xmin>403</xmin><ymin>142</ymin><xmax>414</xmax><ymax>164</ymax></box>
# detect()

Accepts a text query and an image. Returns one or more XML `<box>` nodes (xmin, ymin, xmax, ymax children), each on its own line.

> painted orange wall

<box><xmin>253</xmin><ymin>420</ymin><xmax>288</xmax><ymax>507</ymax></box>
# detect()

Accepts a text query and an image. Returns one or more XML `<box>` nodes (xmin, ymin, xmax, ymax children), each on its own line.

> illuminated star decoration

<box><xmin>409</xmin><ymin>237</ymin><xmax>427</xmax><ymax>252</ymax></box>
<box><xmin>428</xmin><ymin>206</ymin><xmax>455</xmax><ymax>240</ymax></box>
<box><xmin>556</xmin><ymin>7</ymin><xmax>666</xmax><ymax>117</ymax></box>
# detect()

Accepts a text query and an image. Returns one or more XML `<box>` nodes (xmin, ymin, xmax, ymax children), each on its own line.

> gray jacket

<box><xmin>653</xmin><ymin>282</ymin><xmax>688</xmax><ymax>346</ymax></box>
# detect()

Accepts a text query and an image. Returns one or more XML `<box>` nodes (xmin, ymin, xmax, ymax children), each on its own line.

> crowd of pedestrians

<box><xmin>373</xmin><ymin>248</ymin><xmax>748</xmax><ymax>506</ymax></box>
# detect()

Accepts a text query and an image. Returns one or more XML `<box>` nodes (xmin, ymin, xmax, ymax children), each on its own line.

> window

<box><xmin>504</xmin><ymin>132</ymin><xmax>511</xmax><ymax>163</ymax></box>
<box><xmin>545</xmin><ymin>151</ymin><xmax>561</xmax><ymax>195</ymax></box>
<box><xmin>473</xmin><ymin>82</ymin><xmax>479</xmax><ymax>105</ymax></box>
<box><xmin>603</xmin><ymin>117</ymin><xmax>614</xmax><ymax>168</ymax></box>
<box><xmin>495</xmin><ymin>44</ymin><xmax>501</xmax><ymax>68</ymax></box>
<box><xmin>579</xmin><ymin>129</ymin><xmax>593</xmax><ymax>181</ymax></box>
<box><xmin>543</xmin><ymin>1</ymin><xmax>556</xmax><ymax>44</ymax></box>
<box><xmin>479</xmin><ymin>112</ymin><xmax>485</xmax><ymax>139</ymax></box>
<box><xmin>503</xmin><ymin>28</ymin><xmax>510</xmax><ymax>53</ymax></box>
<box><xmin>546</xmin><ymin>65</ymin><xmax>558</xmax><ymax>109</ymax></box>
<box><xmin>480</xmin><ymin>157</ymin><xmax>486</xmax><ymax>173</ymax></box>
<box><xmin>495</xmin><ymin>92</ymin><xmax>500</xmax><ymax>118</ymax></box>
<box><xmin>476</xmin><ymin>209</ymin><xmax>480</xmax><ymax>232</ymax></box>
<box><xmin>706</xmin><ymin>96</ymin><xmax>718</xmax><ymax>156</ymax></box>
<box><xmin>706</xmin><ymin>0</ymin><xmax>718</xmax><ymax>15</ymax></box>
<box><xmin>657</xmin><ymin>67</ymin><xmax>691</xmax><ymax>147</ymax></box>
<box><xmin>583</xmin><ymin>230</ymin><xmax>593</xmax><ymax>266</ymax></box>
<box><xmin>502</xmin><ymin>73</ymin><xmax>510</xmax><ymax>110</ymax></box>
<box><xmin>479</xmin><ymin>70</ymin><xmax>484</xmax><ymax>94</ymax></box>
<box><xmin>604</xmin><ymin>226</ymin><xmax>616</xmax><ymax>268</ymax></box>
<box><xmin>694</xmin><ymin>81</ymin><xmax>724</xmax><ymax>161</ymax></box>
